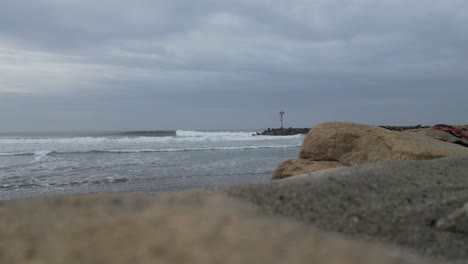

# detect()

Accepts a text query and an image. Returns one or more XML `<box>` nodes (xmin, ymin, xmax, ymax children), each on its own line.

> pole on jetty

<box><xmin>280</xmin><ymin>111</ymin><xmax>285</xmax><ymax>128</ymax></box>
<box><xmin>280</xmin><ymin>111</ymin><xmax>285</xmax><ymax>135</ymax></box>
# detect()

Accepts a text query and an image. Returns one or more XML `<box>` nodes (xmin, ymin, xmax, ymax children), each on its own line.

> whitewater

<box><xmin>0</xmin><ymin>130</ymin><xmax>303</xmax><ymax>200</ymax></box>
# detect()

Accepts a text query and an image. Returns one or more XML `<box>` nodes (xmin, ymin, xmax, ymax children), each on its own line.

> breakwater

<box><xmin>256</xmin><ymin>127</ymin><xmax>310</xmax><ymax>136</ymax></box>
<box><xmin>257</xmin><ymin>125</ymin><xmax>432</xmax><ymax>136</ymax></box>
<box><xmin>379</xmin><ymin>125</ymin><xmax>430</xmax><ymax>131</ymax></box>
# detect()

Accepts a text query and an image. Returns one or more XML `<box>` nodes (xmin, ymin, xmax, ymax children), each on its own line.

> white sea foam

<box><xmin>97</xmin><ymin>145</ymin><xmax>301</xmax><ymax>153</ymax></box>
<box><xmin>0</xmin><ymin>144</ymin><xmax>301</xmax><ymax>157</ymax></box>
<box><xmin>0</xmin><ymin>131</ymin><xmax>302</xmax><ymax>144</ymax></box>
<box><xmin>176</xmin><ymin>130</ymin><xmax>255</xmax><ymax>137</ymax></box>
<box><xmin>176</xmin><ymin>130</ymin><xmax>302</xmax><ymax>140</ymax></box>
<box><xmin>30</xmin><ymin>151</ymin><xmax>53</xmax><ymax>163</ymax></box>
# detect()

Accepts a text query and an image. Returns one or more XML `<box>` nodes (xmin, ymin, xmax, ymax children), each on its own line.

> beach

<box><xmin>1</xmin><ymin>122</ymin><xmax>468</xmax><ymax>263</ymax></box>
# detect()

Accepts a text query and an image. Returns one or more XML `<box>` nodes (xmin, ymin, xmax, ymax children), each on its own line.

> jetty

<box><xmin>255</xmin><ymin>127</ymin><xmax>310</xmax><ymax>136</ymax></box>
<box><xmin>255</xmin><ymin>111</ymin><xmax>310</xmax><ymax>136</ymax></box>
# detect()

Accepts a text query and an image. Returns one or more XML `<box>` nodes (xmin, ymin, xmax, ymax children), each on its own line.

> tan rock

<box><xmin>272</xmin><ymin>159</ymin><xmax>343</xmax><ymax>180</ymax></box>
<box><xmin>274</xmin><ymin>122</ymin><xmax>468</xmax><ymax>179</ymax></box>
<box><xmin>0</xmin><ymin>193</ymin><xmax>433</xmax><ymax>264</ymax></box>
<box><xmin>405</xmin><ymin>127</ymin><xmax>468</xmax><ymax>147</ymax></box>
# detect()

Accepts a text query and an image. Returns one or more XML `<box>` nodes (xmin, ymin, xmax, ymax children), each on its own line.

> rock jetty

<box><xmin>380</xmin><ymin>125</ymin><xmax>430</xmax><ymax>131</ymax></box>
<box><xmin>273</xmin><ymin>122</ymin><xmax>468</xmax><ymax>179</ymax></box>
<box><xmin>256</xmin><ymin>127</ymin><xmax>309</xmax><ymax>136</ymax></box>
<box><xmin>406</xmin><ymin>125</ymin><xmax>468</xmax><ymax>148</ymax></box>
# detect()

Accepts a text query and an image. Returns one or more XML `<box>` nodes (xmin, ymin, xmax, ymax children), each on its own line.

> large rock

<box><xmin>272</xmin><ymin>159</ymin><xmax>343</xmax><ymax>179</ymax></box>
<box><xmin>227</xmin><ymin>156</ymin><xmax>468</xmax><ymax>263</ymax></box>
<box><xmin>273</xmin><ymin>122</ymin><xmax>468</xmax><ymax>179</ymax></box>
<box><xmin>0</xmin><ymin>193</ymin><xmax>432</xmax><ymax>264</ymax></box>
<box><xmin>406</xmin><ymin>127</ymin><xmax>468</xmax><ymax>147</ymax></box>
<box><xmin>436</xmin><ymin>202</ymin><xmax>468</xmax><ymax>235</ymax></box>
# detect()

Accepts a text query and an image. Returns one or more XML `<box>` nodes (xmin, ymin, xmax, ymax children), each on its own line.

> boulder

<box><xmin>272</xmin><ymin>159</ymin><xmax>343</xmax><ymax>179</ymax></box>
<box><xmin>229</xmin><ymin>156</ymin><xmax>468</xmax><ymax>262</ymax></box>
<box><xmin>436</xmin><ymin>202</ymin><xmax>468</xmax><ymax>235</ymax></box>
<box><xmin>274</xmin><ymin>122</ymin><xmax>468</xmax><ymax>179</ymax></box>
<box><xmin>405</xmin><ymin>127</ymin><xmax>468</xmax><ymax>147</ymax></box>
<box><xmin>0</xmin><ymin>193</ymin><xmax>432</xmax><ymax>264</ymax></box>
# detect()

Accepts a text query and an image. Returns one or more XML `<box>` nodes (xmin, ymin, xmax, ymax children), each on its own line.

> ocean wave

<box><xmin>0</xmin><ymin>137</ymin><xmax>120</xmax><ymax>144</ymax></box>
<box><xmin>0</xmin><ymin>151</ymin><xmax>55</xmax><ymax>161</ymax></box>
<box><xmin>176</xmin><ymin>130</ymin><xmax>256</xmax><ymax>137</ymax></box>
<box><xmin>94</xmin><ymin>145</ymin><xmax>301</xmax><ymax>153</ymax></box>
<box><xmin>0</xmin><ymin>152</ymin><xmax>34</xmax><ymax>156</ymax></box>
<box><xmin>30</xmin><ymin>151</ymin><xmax>53</xmax><ymax>163</ymax></box>
<box><xmin>0</xmin><ymin>131</ymin><xmax>302</xmax><ymax>144</ymax></box>
<box><xmin>116</xmin><ymin>130</ymin><xmax>176</xmax><ymax>137</ymax></box>
<box><xmin>0</xmin><ymin>145</ymin><xmax>301</xmax><ymax>157</ymax></box>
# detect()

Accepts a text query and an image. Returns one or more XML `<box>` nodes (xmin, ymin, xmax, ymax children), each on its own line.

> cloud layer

<box><xmin>1</xmin><ymin>0</ymin><xmax>467</xmax><ymax>131</ymax></box>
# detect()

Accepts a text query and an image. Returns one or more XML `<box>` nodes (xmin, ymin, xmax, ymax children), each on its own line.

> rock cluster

<box><xmin>273</xmin><ymin>122</ymin><xmax>468</xmax><ymax>179</ymax></box>
<box><xmin>380</xmin><ymin>125</ymin><xmax>430</xmax><ymax>131</ymax></box>
<box><xmin>256</xmin><ymin>127</ymin><xmax>309</xmax><ymax>136</ymax></box>
<box><xmin>228</xmin><ymin>156</ymin><xmax>468</xmax><ymax>263</ymax></box>
<box><xmin>406</xmin><ymin>126</ymin><xmax>468</xmax><ymax>148</ymax></box>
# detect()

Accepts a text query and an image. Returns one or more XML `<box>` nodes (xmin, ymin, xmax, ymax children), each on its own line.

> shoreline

<box><xmin>2</xmin><ymin>156</ymin><xmax>467</xmax><ymax>263</ymax></box>
<box><xmin>2</xmin><ymin>122</ymin><xmax>468</xmax><ymax>263</ymax></box>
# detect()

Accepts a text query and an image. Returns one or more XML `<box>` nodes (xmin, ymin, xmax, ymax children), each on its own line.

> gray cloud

<box><xmin>0</xmin><ymin>0</ymin><xmax>467</xmax><ymax>131</ymax></box>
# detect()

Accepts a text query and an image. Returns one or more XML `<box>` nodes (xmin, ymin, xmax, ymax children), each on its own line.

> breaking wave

<box><xmin>0</xmin><ymin>130</ymin><xmax>301</xmax><ymax>144</ymax></box>
<box><xmin>30</xmin><ymin>151</ymin><xmax>53</xmax><ymax>163</ymax></box>
<box><xmin>0</xmin><ymin>152</ymin><xmax>33</xmax><ymax>156</ymax></box>
<box><xmin>0</xmin><ymin>145</ymin><xmax>300</xmax><ymax>157</ymax></box>
<box><xmin>116</xmin><ymin>130</ymin><xmax>176</xmax><ymax>137</ymax></box>
<box><xmin>88</xmin><ymin>145</ymin><xmax>301</xmax><ymax>153</ymax></box>
<box><xmin>176</xmin><ymin>130</ymin><xmax>256</xmax><ymax>138</ymax></box>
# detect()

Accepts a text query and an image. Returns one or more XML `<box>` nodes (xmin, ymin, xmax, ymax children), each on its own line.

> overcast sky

<box><xmin>0</xmin><ymin>0</ymin><xmax>467</xmax><ymax>132</ymax></box>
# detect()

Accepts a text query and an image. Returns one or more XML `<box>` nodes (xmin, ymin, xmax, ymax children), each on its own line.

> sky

<box><xmin>0</xmin><ymin>0</ymin><xmax>467</xmax><ymax>132</ymax></box>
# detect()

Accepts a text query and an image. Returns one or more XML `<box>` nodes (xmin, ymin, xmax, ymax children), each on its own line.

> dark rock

<box><xmin>380</xmin><ymin>125</ymin><xmax>430</xmax><ymax>131</ymax></box>
<box><xmin>257</xmin><ymin>128</ymin><xmax>310</xmax><ymax>136</ymax></box>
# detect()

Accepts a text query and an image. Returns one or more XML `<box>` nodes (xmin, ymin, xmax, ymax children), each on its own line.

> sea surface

<box><xmin>0</xmin><ymin>130</ymin><xmax>303</xmax><ymax>200</ymax></box>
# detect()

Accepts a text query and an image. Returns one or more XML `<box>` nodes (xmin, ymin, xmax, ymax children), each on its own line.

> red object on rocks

<box><xmin>434</xmin><ymin>124</ymin><xmax>468</xmax><ymax>140</ymax></box>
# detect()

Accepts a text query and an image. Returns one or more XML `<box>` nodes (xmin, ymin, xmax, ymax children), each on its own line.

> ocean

<box><xmin>0</xmin><ymin>130</ymin><xmax>303</xmax><ymax>200</ymax></box>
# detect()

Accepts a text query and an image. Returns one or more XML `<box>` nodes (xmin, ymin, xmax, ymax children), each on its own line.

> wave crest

<box><xmin>176</xmin><ymin>130</ymin><xmax>255</xmax><ymax>137</ymax></box>
<box><xmin>117</xmin><ymin>130</ymin><xmax>176</xmax><ymax>137</ymax></box>
<box><xmin>0</xmin><ymin>131</ymin><xmax>302</xmax><ymax>144</ymax></box>
<box><xmin>0</xmin><ymin>145</ymin><xmax>300</xmax><ymax>157</ymax></box>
